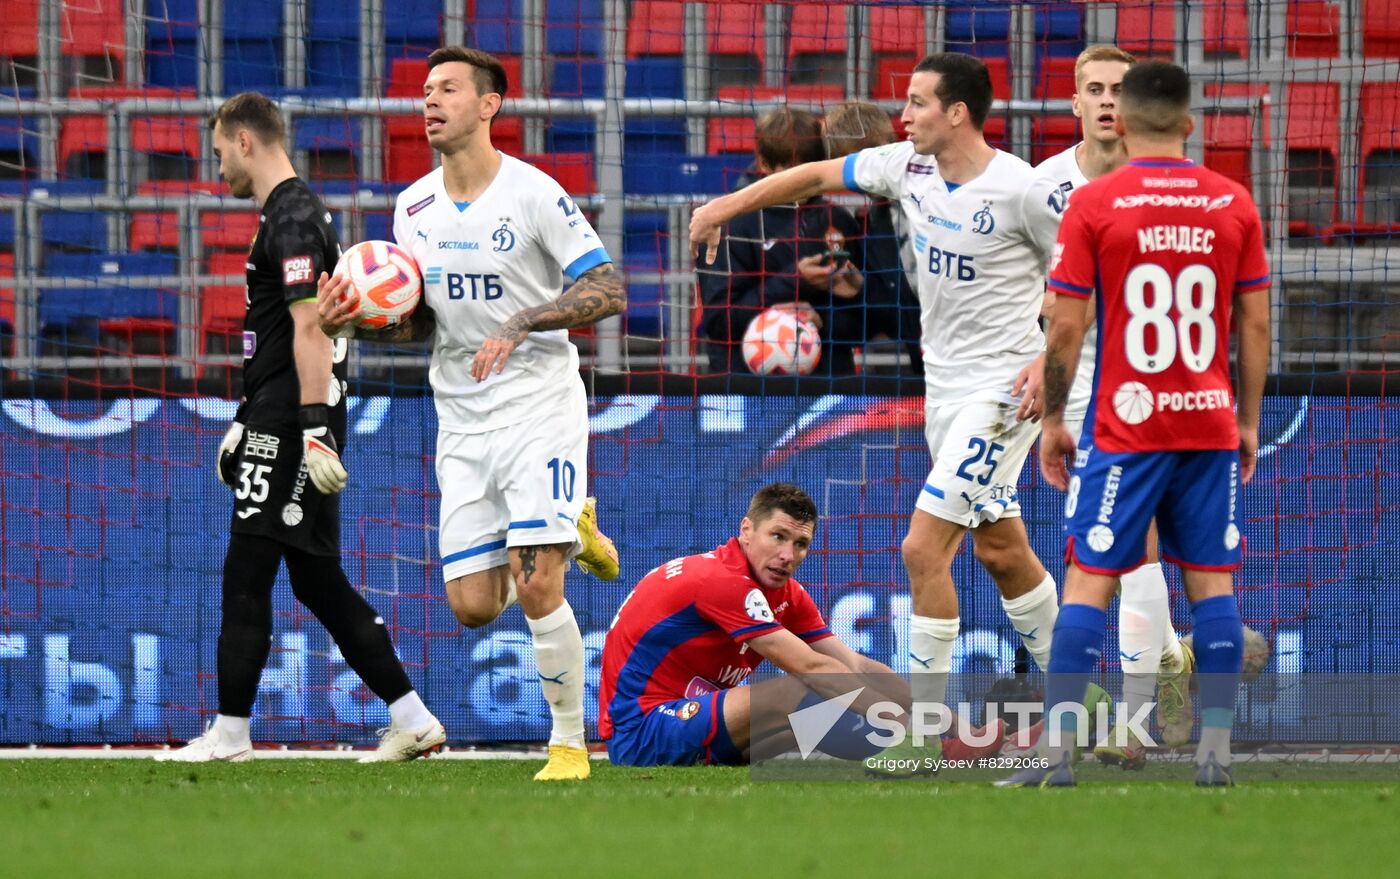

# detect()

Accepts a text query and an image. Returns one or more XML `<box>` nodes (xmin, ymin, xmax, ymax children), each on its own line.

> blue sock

<box><xmin>1191</xmin><ymin>595</ymin><xmax>1243</xmax><ymax>717</ymax></box>
<box><xmin>1043</xmin><ymin>604</ymin><xmax>1106</xmax><ymax>757</ymax></box>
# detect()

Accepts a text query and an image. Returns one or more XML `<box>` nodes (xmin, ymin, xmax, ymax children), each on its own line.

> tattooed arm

<box><xmin>470</xmin><ymin>262</ymin><xmax>626</xmax><ymax>381</ymax></box>
<box><xmin>315</xmin><ymin>271</ymin><xmax>438</xmax><ymax>343</ymax></box>
<box><xmin>1038</xmin><ymin>293</ymin><xmax>1090</xmax><ymax>490</ymax></box>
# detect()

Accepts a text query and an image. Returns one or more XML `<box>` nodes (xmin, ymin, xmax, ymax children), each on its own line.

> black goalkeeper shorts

<box><xmin>226</xmin><ymin>424</ymin><xmax>340</xmax><ymax>557</ymax></box>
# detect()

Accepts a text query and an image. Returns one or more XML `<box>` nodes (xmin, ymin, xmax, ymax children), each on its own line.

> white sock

<box><xmin>527</xmin><ymin>601</ymin><xmax>586</xmax><ymax>749</ymax></box>
<box><xmin>1160</xmin><ymin>615</ymin><xmax>1185</xmax><ymax>672</ymax></box>
<box><xmin>503</xmin><ymin>576</ymin><xmax>519</xmax><ymax>612</ymax></box>
<box><xmin>387</xmin><ymin>691</ymin><xmax>435</xmax><ymax>729</ymax></box>
<box><xmin>1119</xmin><ymin>563</ymin><xmax>1172</xmax><ymax>726</ymax></box>
<box><xmin>909</xmin><ymin>615</ymin><xmax>959</xmax><ymax>708</ymax></box>
<box><xmin>212</xmin><ymin>714</ymin><xmax>250</xmax><ymax>744</ymax></box>
<box><xmin>1001</xmin><ymin>574</ymin><xmax>1059</xmax><ymax>672</ymax></box>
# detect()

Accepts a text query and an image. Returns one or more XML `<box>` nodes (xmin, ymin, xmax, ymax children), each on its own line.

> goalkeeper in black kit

<box><xmin>158</xmin><ymin>93</ymin><xmax>443</xmax><ymax>763</ymax></box>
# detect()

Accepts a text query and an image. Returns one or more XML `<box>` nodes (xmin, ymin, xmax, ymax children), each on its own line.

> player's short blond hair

<box><xmin>824</xmin><ymin>101</ymin><xmax>896</xmax><ymax>157</ymax></box>
<box><xmin>1074</xmin><ymin>44</ymin><xmax>1135</xmax><ymax>88</ymax></box>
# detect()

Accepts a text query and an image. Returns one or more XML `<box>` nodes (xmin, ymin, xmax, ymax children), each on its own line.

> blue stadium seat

<box><xmin>626</xmin><ymin>57</ymin><xmax>684</xmax><ymax>98</ymax></box>
<box><xmin>386</xmin><ymin>0</ymin><xmax>444</xmax><ymax>41</ymax></box>
<box><xmin>145</xmin><ymin>0</ymin><xmax>201</xmax><ymax>88</ymax></box>
<box><xmin>363</xmin><ymin>212</ymin><xmax>394</xmax><ymax>242</ymax></box>
<box><xmin>307</xmin><ymin>2</ymin><xmax>361</xmax><ymax>95</ymax></box>
<box><xmin>546</xmin><ymin>0</ymin><xmax>605</xmax><ymax>57</ymax></box>
<box><xmin>947</xmin><ymin>2</ymin><xmax>1011</xmax><ymax>52</ymax></box>
<box><xmin>474</xmin><ymin>0</ymin><xmax>524</xmax><ymax>55</ymax></box>
<box><xmin>0</xmin><ymin>210</ymin><xmax>14</xmax><ymax>250</ymax></box>
<box><xmin>1036</xmin><ymin>4</ymin><xmax>1084</xmax><ymax>41</ymax></box>
<box><xmin>622</xmin><ymin>154</ymin><xmax>749</xmax><ymax>195</ymax></box>
<box><xmin>625</xmin><ymin>119</ymin><xmax>687</xmax><ymax>155</ymax></box>
<box><xmin>225</xmin><ymin>2</ymin><xmax>284</xmax><ymax>92</ymax></box>
<box><xmin>40</xmin><ymin>252</ymin><xmax>179</xmax><ymax>330</ymax></box>
<box><xmin>0</xmin><ymin>116</ymin><xmax>39</xmax><ymax>173</ymax></box>
<box><xmin>547</xmin><ymin>118</ymin><xmax>595</xmax><ymax>153</ymax></box>
<box><xmin>551</xmin><ymin>59</ymin><xmax>604</xmax><ymax>97</ymax></box>
<box><xmin>624</xmin><ymin>212</ymin><xmax>669</xmax><ymax>262</ymax></box>
<box><xmin>624</xmin><ymin>283</ymin><xmax>666</xmax><ymax>336</ymax></box>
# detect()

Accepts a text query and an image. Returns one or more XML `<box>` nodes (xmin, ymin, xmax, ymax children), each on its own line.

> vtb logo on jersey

<box><xmin>492</xmin><ymin>220</ymin><xmax>516</xmax><ymax>252</ymax></box>
<box><xmin>972</xmin><ymin>203</ymin><xmax>996</xmax><ymax>234</ymax></box>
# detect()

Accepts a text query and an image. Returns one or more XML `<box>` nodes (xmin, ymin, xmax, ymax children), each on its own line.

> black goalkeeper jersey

<box><xmin>239</xmin><ymin>177</ymin><xmax>347</xmax><ymax>436</ymax></box>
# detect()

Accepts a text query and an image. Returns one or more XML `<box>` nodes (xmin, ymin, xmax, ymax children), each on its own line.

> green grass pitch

<box><xmin>1</xmin><ymin>759</ymin><xmax>1393</xmax><ymax>877</ymax></box>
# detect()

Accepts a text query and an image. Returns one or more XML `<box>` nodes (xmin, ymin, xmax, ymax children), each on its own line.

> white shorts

<box><xmin>915</xmin><ymin>394</ymin><xmax>1040</xmax><ymax>528</ymax></box>
<box><xmin>436</xmin><ymin>384</ymin><xmax>588</xmax><ymax>581</ymax></box>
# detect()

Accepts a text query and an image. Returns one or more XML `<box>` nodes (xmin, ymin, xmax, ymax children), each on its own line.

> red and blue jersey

<box><xmin>598</xmin><ymin>538</ymin><xmax>833</xmax><ymax>739</ymax></box>
<box><xmin>1048</xmin><ymin>158</ymin><xmax>1270</xmax><ymax>453</ymax></box>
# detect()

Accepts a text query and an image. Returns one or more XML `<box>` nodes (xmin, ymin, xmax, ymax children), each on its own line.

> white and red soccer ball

<box><xmin>334</xmin><ymin>240</ymin><xmax>422</xmax><ymax>330</ymax></box>
<box><xmin>741</xmin><ymin>307</ymin><xmax>822</xmax><ymax>376</ymax></box>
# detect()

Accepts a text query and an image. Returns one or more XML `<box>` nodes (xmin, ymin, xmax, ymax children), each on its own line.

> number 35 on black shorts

<box><xmin>227</xmin><ymin>426</ymin><xmax>340</xmax><ymax>557</ymax></box>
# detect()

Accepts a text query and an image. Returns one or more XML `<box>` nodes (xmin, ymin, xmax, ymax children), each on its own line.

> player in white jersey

<box><xmin>692</xmin><ymin>53</ymin><xmax>1098</xmax><ymax>753</ymax></box>
<box><xmin>317</xmin><ymin>47</ymin><xmax>625</xmax><ymax>781</ymax></box>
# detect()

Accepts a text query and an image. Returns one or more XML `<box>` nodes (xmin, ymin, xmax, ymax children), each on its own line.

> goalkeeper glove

<box><xmin>216</xmin><ymin>421</ymin><xmax>244</xmax><ymax>488</ymax></box>
<box><xmin>299</xmin><ymin>404</ymin><xmax>348</xmax><ymax>494</ymax></box>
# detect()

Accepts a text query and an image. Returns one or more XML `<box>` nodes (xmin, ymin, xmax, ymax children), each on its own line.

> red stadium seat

<box><xmin>708</xmin><ymin>84</ymin><xmax>844</xmax><ymax>154</ymax></box>
<box><xmin>1203</xmin><ymin>0</ymin><xmax>1249</xmax><ymax>59</ymax></box>
<box><xmin>0</xmin><ymin>251</ymin><xmax>15</xmax><ymax>352</ymax></box>
<box><xmin>1285</xmin><ymin>83</ymin><xmax>1341</xmax><ymax>238</ymax></box>
<box><xmin>982</xmin><ymin>58</ymin><xmax>1011</xmax><ymax>150</ymax></box>
<box><xmin>1288</xmin><ymin>1</ymin><xmax>1340</xmax><ymax>57</ymax></box>
<box><xmin>520</xmin><ymin>152</ymin><xmax>595</xmax><ymax>195</ymax></box>
<box><xmin>1116</xmin><ymin>1</ymin><xmax>1175</xmax><ymax>58</ymax></box>
<box><xmin>201</xmin><ymin>212</ymin><xmax>261</xmax><ymax>253</ymax></box>
<box><xmin>1345</xmin><ymin>83</ymin><xmax>1400</xmax><ymax>234</ymax></box>
<box><xmin>1031</xmin><ymin>58</ymin><xmax>1077</xmax><ymax>163</ymax></box>
<box><xmin>707</xmin><ymin>117</ymin><xmax>756</xmax><ymax>155</ymax></box>
<box><xmin>61</xmin><ymin>0</ymin><xmax>125</xmax><ymax>63</ymax></box>
<box><xmin>1363</xmin><ymin>0</ymin><xmax>1400</xmax><ymax>57</ymax></box>
<box><xmin>199</xmin><ymin>252</ymin><xmax>248</xmax><ymax>380</ymax></box>
<box><xmin>708</xmin><ymin>2</ymin><xmax>764</xmax><ymax>90</ymax></box>
<box><xmin>1203</xmin><ymin>83</ymin><xmax>1269</xmax><ymax>188</ymax></box>
<box><xmin>789</xmin><ymin>5</ymin><xmax>848</xmax><ymax>85</ymax></box>
<box><xmin>0</xmin><ymin>0</ymin><xmax>39</xmax><ymax>57</ymax></box>
<box><xmin>868</xmin><ymin>5</ymin><xmax>924</xmax><ymax>98</ymax></box>
<box><xmin>1036</xmin><ymin>56</ymin><xmax>1077</xmax><ymax>99</ymax></box>
<box><xmin>627</xmin><ymin>1</ymin><xmax>684</xmax><ymax>57</ymax></box>
<box><xmin>62</xmin><ymin>86</ymin><xmax>199</xmax><ymax>180</ymax></box>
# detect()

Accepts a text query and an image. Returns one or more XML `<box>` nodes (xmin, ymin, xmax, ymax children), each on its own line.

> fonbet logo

<box><xmin>785</xmin><ymin>690</ymin><xmax>1155</xmax><ymax>762</ymax></box>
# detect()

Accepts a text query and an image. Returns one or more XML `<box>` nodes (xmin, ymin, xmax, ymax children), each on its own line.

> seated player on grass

<box><xmin>599</xmin><ymin>483</ymin><xmax>1008</xmax><ymax>767</ymax></box>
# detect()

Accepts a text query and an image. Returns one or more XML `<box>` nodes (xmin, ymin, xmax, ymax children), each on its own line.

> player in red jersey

<box><xmin>999</xmin><ymin>62</ymin><xmax>1271</xmax><ymax>787</ymax></box>
<box><xmin>599</xmin><ymin>483</ymin><xmax>916</xmax><ymax>766</ymax></box>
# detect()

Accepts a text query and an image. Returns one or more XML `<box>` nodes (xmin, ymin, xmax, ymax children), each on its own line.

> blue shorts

<box><xmin>1066</xmin><ymin>446</ymin><xmax>1242</xmax><ymax>574</ymax></box>
<box><xmin>605</xmin><ymin>690</ymin><xmax>744</xmax><ymax>767</ymax></box>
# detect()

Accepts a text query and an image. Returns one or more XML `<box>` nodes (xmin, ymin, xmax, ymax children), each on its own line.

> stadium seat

<box><xmin>622</xmin><ymin>153</ymin><xmax>750</xmax><ymax>195</ymax></box>
<box><xmin>626</xmin><ymin>57</ymin><xmax>684</xmax><ymax>99</ymax></box>
<box><xmin>520</xmin><ymin>152</ymin><xmax>595</xmax><ymax>195</ymax></box>
<box><xmin>551</xmin><ymin>59</ymin><xmax>604</xmax><ymax>97</ymax></box>
<box><xmin>362</xmin><ymin>211</ymin><xmax>393</xmax><ymax>242</ymax></box>
<box><xmin>1347</xmin><ymin>83</ymin><xmax>1400</xmax><ymax>234</ymax></box>
<box><xmin>1029</xmin><ymin>59</ymin><xmax>1077</xmax><ymax>163</ymax></box>
<box><xmin>1203</xmin><ymin>83</ymin><xmax>1269</xmax><ymax>189</ymax></box>
<box><xmin>61</xmin><ymin>0</ymin><xmax>126</xmax><ymax>77</ymax></box>
<box><xmin>708</xmin><ymin>3</ymin><xmax>764</xmax><ymax>91</ymax></box>
<box><xmin>474</xmin><ymin>0</ymin><xmax>524</xmax><ymax>55</ymax></box>
<box><xmin>547</xmin><ymin>118</ymin><xmax>595</xmax><ymax>154</ymax></box>
<box><xmin>1035</xmin><ymin>4</ymin><xmax>1084</xmax><ymax>41</ymax></box>
<box><xmin>129</xmin><ymin>179</ymin><xmax>219</xmax><ymax>253</ymax></box>
<box><xmin>0</xmin><ymin>250</ymin><xmax>15</xmax><ymax>352</ymax></box>
<box><xmin>1285</xmin><ymin>82</ymin><xmax>1341</xmax><ymax>239</ymax></box>
<box><xmin>627</xmin><ymin>1</ymin><xmax>684</xmax><ymax>57</ymax></box>
<box><xmin>144</xmin><ymin>0</ymin><xmax>201</xmax><ymax>89</ymax></box>
<box><xmin>60</xmin><ymin>85</ymin><xmax>198</xmax><ymax>179</ymax></box>
<box><xmin>547</xmin><ymin>0</ymin><xmax>604</xmax><ymax>57</ymax></box>
<box><xmin>0</xmin><ymin>115</ymin><xmax>39</xmax><ymax>176</ymax></box>
<box><xmin>295</xmin><ymin>117</ymin><xmax>361</xmax><ymax>181</ymax></box>
<box><xmin>946</xmin><ymin>2</ymin><xmax>1012</xmax><ymax>57</ymax></box>
<box><xmin>223</xmin><ymin>0</ymin><xmax>283</xmax><ymax>92</ymax></box>
<box><xmin>1364</xmin><ymin>0</ymin><xmax>1400</xmax><ymax>56</ymax></box>
<box><xmin>307</xmin><ymin>1</ymin><xmax>360</xmax><ymax>95</ymax></box>
<box><xmin>198</xmin><ymin>252</ymin><xmax>247</xmax><ymax>378</ymax></box>
<box><xmin>1203</xmin><ymin>0</ymin><xmax>1250</xmax><ymax>59</ymax></box>
<box><xmin>1116</xmin><ymin>1</ymin><xmax>1175</xmax><ymax>58</ymax></box>
<box><xmin>707</xmin><ymin>85</ymin><xmax>844</xmax><ymax>157</ymax></box>
<box><xmin>39</xmin><ymin>252</ymin><xmax>179</xmax><ymax>337</ymax></box>
<box><xmin>0</xmin><ymin>0</ymin><xmax>39</xmax><ymax>60</ymax></box>
<box><xmin>1289</xmin><ymin>1</ymin><xmax>1341</xmax><ymax>57</ymax></box>
<box><xmin>201</xmin><ymin>211</ymin><xmax>261</xmax><ymax>253</ymax></box>
<box><xmin>626</xmin><ymin>118</ymin><xmax>687</xmax><ymax>155</ymax></box>
<box><xmin>788</xmin><ymin>4</ymin><xmax>849</xmax><ymax>86</ymax></box>
<box><xmin>868</xmin><ymin>4</ymin><xmax>925</xmax><ymax>99</ymax></box>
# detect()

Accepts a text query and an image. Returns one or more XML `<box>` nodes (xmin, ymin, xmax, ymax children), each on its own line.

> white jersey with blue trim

<box><xmin>845</xmin><ymin>141</ymin><xmax>1064</xmax><ymax>404</ymax></box>
<box><xmin>1034</xmin><ymin>143</ymin><xmax>1097</xmax><ymax>424</ymax></box>
<box><xmin>393</xmin><ymin>155</ymin><xmax>611</xmax><ymax>433</ymax></box>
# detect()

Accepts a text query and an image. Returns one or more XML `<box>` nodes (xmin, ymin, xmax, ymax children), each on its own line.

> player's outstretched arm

<box><xmin>689</xmin><ymin>158</ymin><xmax>849</xmax><ymax>265</ymax></box>
<box><xmin>749</xmin><ymin>630</ymin><xmax>910</xmax><ymax>722</ymax></box>
<box><xmin>470</xmin><ymin>263</ymin><xmax>626</xmax><ymax>381</ymax></box>
<box><xmin>1234</xmin><ymin>285</ymin><xmax>1271</xmax><ymax>484</ymax></box>
<box><xmin>315</xmin><ymin>271</ymin><xmax>437</xmax><ymax>344</ymax></box>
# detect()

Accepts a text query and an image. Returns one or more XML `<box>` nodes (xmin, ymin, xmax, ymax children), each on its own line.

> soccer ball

<box><xmin>334</xmin><ymin>240</ymin><xmax>422</xmax><ymax>330</ymax></box>
<box><xmin>741</xmin><ymin>307</ymin><xmax>822</xmax><ymax>376</ymax></box>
